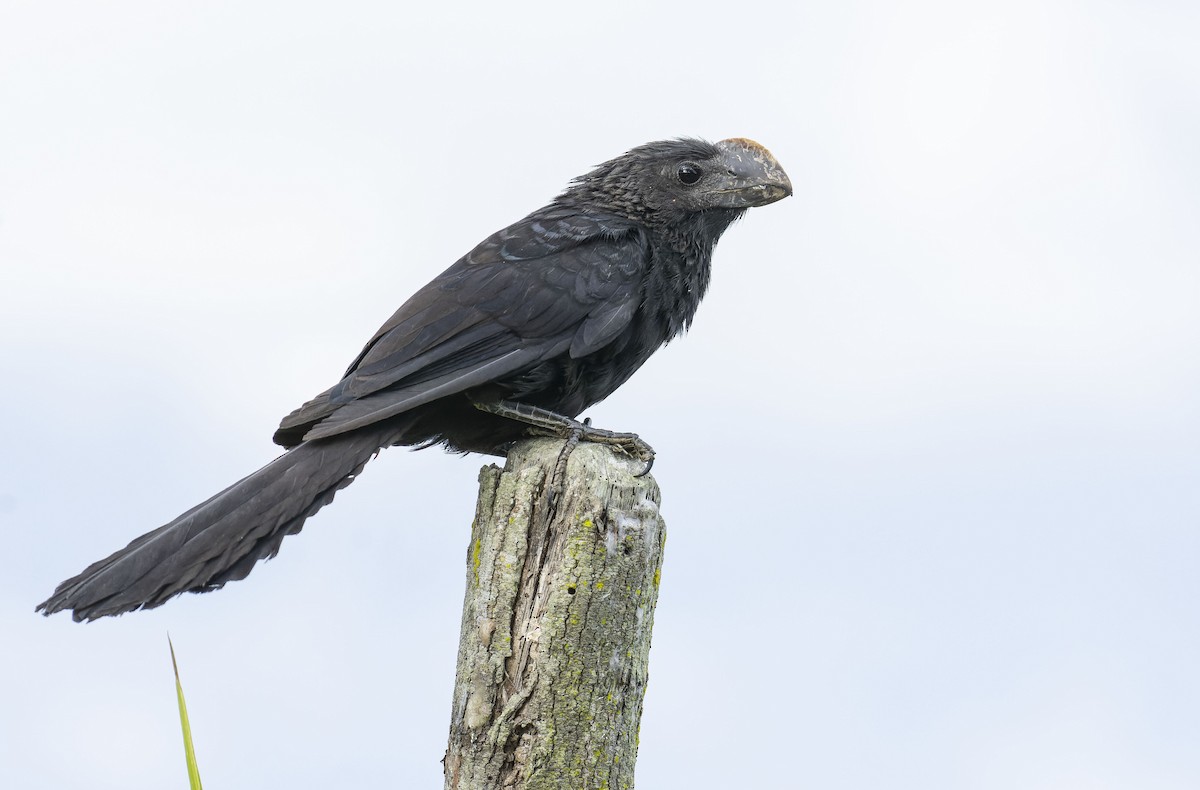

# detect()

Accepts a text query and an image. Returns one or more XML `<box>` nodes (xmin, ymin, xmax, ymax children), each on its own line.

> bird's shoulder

<box><xmin>339</xmin><ymin>205</ymin><xmax>649</xmax><ymax>379</ymax></box>
<box><xmin>462</xmin><ymin>204</ymin><xmax>641</xmax><ymax>264</ymax></box>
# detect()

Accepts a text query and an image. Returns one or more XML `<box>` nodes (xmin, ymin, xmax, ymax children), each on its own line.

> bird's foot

<box><xmin>570</xmin><ymin>418</ymin><xmax>655</xmax><ymax>475</ymax></box>
<box><xmin>473</xmin><ymin>400</ymin><xmax>656</xmax><ymax>483</ymax></box>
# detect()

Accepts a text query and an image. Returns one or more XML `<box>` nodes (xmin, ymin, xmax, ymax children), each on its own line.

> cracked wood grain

<box><xmin>444</xmin><ymin>438</ymin><xmax>666</xmax><ymax>790</ymax></box>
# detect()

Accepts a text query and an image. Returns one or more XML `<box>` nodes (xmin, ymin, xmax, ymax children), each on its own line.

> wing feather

<box><xmin>276</xmin><ymin>207</ymin><xmax>650</xmax><ymax>443</ymax></box>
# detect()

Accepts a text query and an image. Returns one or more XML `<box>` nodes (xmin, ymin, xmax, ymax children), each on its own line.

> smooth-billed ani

<box><xmin>38</xmin><ymin>137</ymin><xmax>791</xmax><ymax>621</ymax></box>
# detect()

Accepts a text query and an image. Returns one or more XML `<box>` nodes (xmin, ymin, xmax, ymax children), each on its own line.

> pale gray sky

<box><xmin>3</xmin><ymin>1</ymin><xmax>1198</xmax><ymax>788</ymax></box>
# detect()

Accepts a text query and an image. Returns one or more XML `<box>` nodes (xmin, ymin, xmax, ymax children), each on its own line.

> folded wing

<box><xmin>274</xmin><ymin>207</ymin><xmax>649</xmax><ymax>446</ymax></box>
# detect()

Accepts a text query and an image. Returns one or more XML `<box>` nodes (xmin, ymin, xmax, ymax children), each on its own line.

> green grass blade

<box><xmin>168</xmin><ymin>636</ymin><xmax>204</xmax><ymax>790</ymax></box>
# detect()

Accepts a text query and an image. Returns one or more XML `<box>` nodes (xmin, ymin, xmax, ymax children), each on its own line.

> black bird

<box><xmin>38</xmin><ymin>137</ymin><xmax>791</xmax><ymax>621</ymax></box>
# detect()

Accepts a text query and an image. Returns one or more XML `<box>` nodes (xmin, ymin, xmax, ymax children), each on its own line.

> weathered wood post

<box><xmin>444</xmin><ymin>438</ymin><xmax>666</xmax><ymax>790</ymax></box>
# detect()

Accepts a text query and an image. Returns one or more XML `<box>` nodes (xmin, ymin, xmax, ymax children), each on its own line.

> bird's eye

<box><xmin>677</xmin><ymin>163</ymin><xmax>702</xmax><ymax>185</ymax></box>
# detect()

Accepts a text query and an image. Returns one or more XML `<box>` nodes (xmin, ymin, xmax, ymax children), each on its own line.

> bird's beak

<box><xmin>711</xmin><ymin>138</ymin><xmax>792</xmax><ymax>208</ymax></box>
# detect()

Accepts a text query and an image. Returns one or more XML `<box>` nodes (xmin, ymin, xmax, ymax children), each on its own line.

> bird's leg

<box><xmin>553</xmin><ymin>419</ymin><xmax>587</xmax><ymax>493</ymax></box>
<box><xmin>473</xmin><ymin>400</ymin><xmax>655</xmax><ymax>480</ymax></box>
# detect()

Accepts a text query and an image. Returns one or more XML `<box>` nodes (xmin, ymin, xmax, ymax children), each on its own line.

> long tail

<box><xmin>38</xmin><ymin>426</ymin><xmax>404</xmax><ymax>621</ymax></box>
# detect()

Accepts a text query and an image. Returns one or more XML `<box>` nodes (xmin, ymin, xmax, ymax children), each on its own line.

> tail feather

<box><xmin>37</xmin><ymin>426</ymin><xmax>404</xmax><ymax>621</ymax></box>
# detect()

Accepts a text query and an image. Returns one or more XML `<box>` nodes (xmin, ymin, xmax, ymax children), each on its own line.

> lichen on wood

<box><xmin>445</xmin><ymin>438</ymin><xmax>666</xmax><ymax>790</ymax></box>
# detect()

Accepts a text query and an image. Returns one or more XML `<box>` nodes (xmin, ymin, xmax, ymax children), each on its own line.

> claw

<box><xmin>473</xmin><ymin>399</ymin><xmax>656</xmax><ymax>480</ymax></box>
<box><xmin>634</xmin><ymin>455</ymin><xmax>654</xmax><ymax>477</ymax></box>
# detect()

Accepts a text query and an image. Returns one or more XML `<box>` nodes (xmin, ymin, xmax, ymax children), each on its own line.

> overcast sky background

<box><xmin>2</xmin><ymin>1</ymin><xmax>1198</xmax><ymax>788</ymax></box>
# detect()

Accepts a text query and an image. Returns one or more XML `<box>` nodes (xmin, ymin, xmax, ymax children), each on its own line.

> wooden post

<box><xmin>444</xmin><ymin>438</ymin><xmax>666</xmax><ymax>790</ymax></box>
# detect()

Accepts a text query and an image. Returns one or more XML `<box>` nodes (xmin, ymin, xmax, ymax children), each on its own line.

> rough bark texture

<box><xmin>444</xmin><ymin>438</ymin><xmax>666</xmax><ymax>790</ymax></box>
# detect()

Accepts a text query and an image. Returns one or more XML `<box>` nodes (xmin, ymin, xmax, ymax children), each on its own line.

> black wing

<box><xmin>276</xmin><ymin>206</ymin><xmax>649</xmax><ymax>443</ymax></box>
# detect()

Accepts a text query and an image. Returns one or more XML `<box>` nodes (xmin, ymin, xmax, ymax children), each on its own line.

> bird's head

<box><xmin>565</xmin><ymin>137</ymin><xmax>792</xmax><ymax>224</ymax></box>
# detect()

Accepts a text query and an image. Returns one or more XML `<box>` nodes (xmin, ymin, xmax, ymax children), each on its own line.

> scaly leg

<box><xmin>472</xmin><ymin>400</ymin><xmax>655</xmax><ymax>484</ymax></box>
